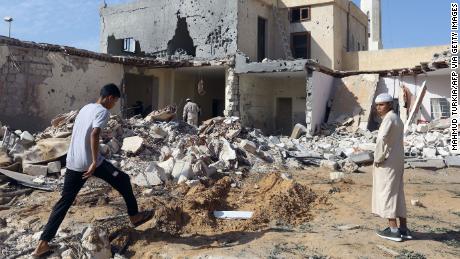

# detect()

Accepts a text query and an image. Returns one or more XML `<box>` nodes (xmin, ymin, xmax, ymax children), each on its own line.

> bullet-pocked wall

<box><xmin>0</xmin><ymin>45</ymin><xmax>124</xmax><ymax>132</ymax></box>
<box><xmin>100</xmin><ymin>0</ymin><xmax>238</xmax><ymax>59</ymax></box>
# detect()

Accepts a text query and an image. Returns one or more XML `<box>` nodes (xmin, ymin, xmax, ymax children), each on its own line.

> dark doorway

<box><xmin>276</xmin><ymin>98</ymin><xmax>293</xmax><ymax>135</ymax></box>
<box><xmin>124</xmin><ymin>74</ymin><xmax>159</xmax><ymax>117</ymax></box>
<box><xmin>212</xmin><ymin>99</ymin><xmax>225</xmax><ymax>117</ymax></box>
<box><xmin>257</xmin><ymin>17</ymin><xmax>267</xmax><ymax>62</ymax></box>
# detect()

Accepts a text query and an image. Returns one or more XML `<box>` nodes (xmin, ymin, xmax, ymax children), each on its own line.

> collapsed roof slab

<box><xmin>234</xmin><ymin>53</ymin><xmax>310</xmax><ymax>74</ymax></box>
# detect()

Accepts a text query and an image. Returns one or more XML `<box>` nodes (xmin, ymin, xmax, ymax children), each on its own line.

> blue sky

<box><xmin>0</xmin><ymin>0</ymin><xmax>452</xmax><ymax>52</ymax></box>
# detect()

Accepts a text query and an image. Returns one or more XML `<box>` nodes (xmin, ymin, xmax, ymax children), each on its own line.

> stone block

<box><xmin>121</xmin><ymin>136</ymin><xmax>144</xmax><ymax>154</ymax></box>
<box><xmin>290</xmin><ymin>123</ymin><xmax>308</xmax><ymax>139</ymax></box>
<box><xmin>23</xmin><ymin>164</ymin><xmax>48</xmax><ymax>176</ymax></box>
<box><xmin>349</xmin><ymin>151</ymin><xmax>374</xmax><ymax>165</ymax></box>
<box><xmin>320</xmin><ymin>160</ymin><xmax>338</xmax><ymax>171</ymax></box>
<box><xmin>422</xmin><ymin>148</ymin><xmax>437</xmax><ymax>158</ymax></box>
<box><xmin>240</xmin><ymin>140</ymin><xmax>257</xmax><ymax>154</ymax></box>
<box><xmin>172</xmin><ymin>160</ymin><xmax>193</xmax><ymax>179</ymax></box>
<box><xmin>47</xmin><ymin>161</ymin><xmax>61</xmax><ymax>174</ymax></box>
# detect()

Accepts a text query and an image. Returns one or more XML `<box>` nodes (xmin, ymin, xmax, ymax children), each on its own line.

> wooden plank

<box><xmin>404</xmin><ymin>81</ymin><xmax>427</xmax><ymax>134</ymax></box>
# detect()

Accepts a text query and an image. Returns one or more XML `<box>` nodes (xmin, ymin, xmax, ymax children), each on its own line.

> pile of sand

<box><xmin>149</xmin><ymin>173</ymin><xmax>317</xmax><ymax>235</ymax></box>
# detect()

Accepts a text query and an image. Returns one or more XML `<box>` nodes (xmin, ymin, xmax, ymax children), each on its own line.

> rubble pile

<box><xmin>1</xmin><ymin>111</ymin><xmax>459</xmax><ymax>190</ymax></box>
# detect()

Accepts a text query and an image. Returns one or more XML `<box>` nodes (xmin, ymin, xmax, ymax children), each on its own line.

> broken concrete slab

<box><xmin>121</xmin><ymin>136</ymin><xmax>144</xmax><ymax>154</ymax></box>
<box><xmin>422</xmin><ymin>148</ymin><xmax>437</xmax><ymax>158</ymax></box>
<box><xmin>23</xmin><ymin>164</ymin><xmax>48</xmax><ymax>177</ymax></box>
<box><xmin>349</xmin><ymin>151</ymin><xmax>374</xmax><ymax>165</ymax></box>
<box><xmin>19</xmin><ymin>131</ymin><xmax>35</xmax><ymax>144</ymax></box>
<box><xmin>445</xmin><ymin>156</ymin><xmax>460</xmax><ymax>168</ymax></box>
<box><xmin>219</xmin><ymin>139</ymin><xmax>236</xmax><ymax>162</ymax></box>
<box><xmin>172</xmin><ymin>160</ymin><xmax>193</xmax><ymax>179</ymax></box>
<box><xmin>47</xmin><ymin>161</ymin><xmax>61</xmax><ymax>174</ymax></box>
<box><xmin>0</xmin><ymin>168</ymin><xmax>54</xmax><ymax>191</ymax></box>
<box><xmin>157</xmin><ymin>158</ymin><xmax>175</xmax><ymax>176</ymax></box>
<box><xmin>405</xmin><ymin>158</ymin><xmax>446</xmax><ymax>169</ymax></box>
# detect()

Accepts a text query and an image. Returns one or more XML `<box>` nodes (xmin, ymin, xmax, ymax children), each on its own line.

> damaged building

<box><xmin>0</xmin><ymin>0</ymin><xmax>452</xmax><ymax>136</ymax></box>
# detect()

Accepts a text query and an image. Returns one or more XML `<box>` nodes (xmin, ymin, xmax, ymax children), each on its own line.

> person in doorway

<box><xmin>32</xmin><ymin>84</ymin><xmax>153</xmax><ymax>257</ymax></box>
<box><xmin>183</xmin><ymin>98</ymin><xmax>200</xmax><ymax>127</ymax></box>
<box><xmin>372</xmin><ymin>93</ymin><xmax>412</xmax><ymax>242</ymax></box>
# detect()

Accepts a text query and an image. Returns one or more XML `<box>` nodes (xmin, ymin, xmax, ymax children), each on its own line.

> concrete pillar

<box><xmin>224</xmin><ymin>67</ymin><xmax>240</xmax><ymax>117</ymax></box>
<box><xmin>305</xmin><ymin>68</ymin><xmax>314</xmax><ymax>134</ymax></box>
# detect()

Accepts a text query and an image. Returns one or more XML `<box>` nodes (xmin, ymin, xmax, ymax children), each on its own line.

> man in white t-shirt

<box><xmin>32</xmin><ymin>84</ymin><xmax>153</xmax><ymax>257</ymax></box>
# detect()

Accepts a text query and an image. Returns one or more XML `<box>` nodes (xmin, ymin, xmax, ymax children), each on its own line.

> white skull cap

<box><xmin>375</xmin><ymin>93</ymin><xmax>393</xmax><ymax>104</ymax></box>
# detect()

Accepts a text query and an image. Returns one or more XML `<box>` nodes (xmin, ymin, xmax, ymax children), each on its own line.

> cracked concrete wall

<box><xmin>0</xmin><ymin>45</ymin><xmax>124</xmax><ymax>132</ymax></box>
<box><xmin>100</xmin><ymin>0</ymin><xmax>238</xmax><ymax>59</ymax></box>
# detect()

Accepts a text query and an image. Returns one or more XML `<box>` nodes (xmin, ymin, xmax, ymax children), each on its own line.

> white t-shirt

<box><xmin>66</xmin><ymin>103</ymin><xmax>110</xmax><ymax>172</ymax></box>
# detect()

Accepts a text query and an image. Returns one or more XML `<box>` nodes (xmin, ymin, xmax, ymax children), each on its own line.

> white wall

<box><xmin>311</xmin><ymin>71</ymin><xmax>335</xmax><ymax>133</ymax></box>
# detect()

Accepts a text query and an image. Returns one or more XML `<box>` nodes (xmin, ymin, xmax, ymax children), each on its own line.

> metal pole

<box><xmin>8</xmin><ymin>22</ymin><xmax>11</xmax><ymax>37</ymax></box>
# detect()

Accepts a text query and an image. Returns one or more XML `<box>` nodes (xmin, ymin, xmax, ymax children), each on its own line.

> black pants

<box><xmin>40</xmin><ymin>160</ymin><xmax>139</xmax><ymax>242</ymax></box>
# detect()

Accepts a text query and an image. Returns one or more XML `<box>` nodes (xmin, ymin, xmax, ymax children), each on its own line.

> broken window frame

<box><xmin>291</xmin><ymin>32</ymin><xmax>311</xmax><ymax>59</ymax></box>
<box><xmin>123</xmin><ymin>38</ymin><xmax>136</xmax><ymax>53</ymax></box>
<box><xmin>430</xmin><ymin>98</ymin><xmax>450</xmax><ymax>120</ymax></box>
<box><xmin>289</xmin><ymin>6</ymin><xmax>311</xmax><ymax>23</ymax></box>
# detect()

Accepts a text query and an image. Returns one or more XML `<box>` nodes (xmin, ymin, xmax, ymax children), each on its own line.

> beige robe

<box><xmin>372</xmin><ymin>110</ymin><xmax>407</xmax><ymax>218</ymax></box>
<box><xmin>183</xmin><ymin>102</ymin><xmax>200</xmax><ymax>127</ymax></box>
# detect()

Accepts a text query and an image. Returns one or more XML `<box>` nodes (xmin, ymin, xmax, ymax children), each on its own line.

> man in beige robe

<box><xmin>372</xmin><ymin>93</ymin><xmax>412</xmax><ymax>242</ymax></box>
<box><xmin>183</xmin><ymin>98</ymin><xmax>200</xmax><ymax>127</ymax></box>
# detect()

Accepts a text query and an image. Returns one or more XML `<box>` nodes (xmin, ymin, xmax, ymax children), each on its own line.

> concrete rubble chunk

<box><xmin>150</xmin><ymin>125</ymin><xmax>168</xmax><ymax>139</ymax></box>
<box><xmin>220</xmin><ymin>139</ymin><xmax>236</xmax><ymax>162</ymax></box>
<box><xmin>20</xmin><ymin>131</ymin><xmax>35</xmax><ymax>144</ymax></box>
<box><xmin>133</xmin><ymin>162</ymin><xmax>167</xmax><ymax>187</ymax></box>
<box><xmin>81</xmin><ymin>226</ymin><xmax>112</xmax><ymax>259</ymax></box>
<box><xmin>445</xmin><ymin>156</ymin><xmax>460</xmax><ymax>168</ymax></box>
<box><xmin>341</xmin><ymin>159</ymin><xmax>359</xmax><ymax>173</ymax></box>
<box><xmin>349</xmin><ymin>151</ymin><xmax>374</xmax><ymax>165</ymax></box>
<box><xmin>330</xmin><ymin>171</ymin><xmax>345</xmax><ymax>181</ymax></box>
<box><xmin>422</xmin><ymin>148</ymin><xmax>437</xmax><ymax>158</ymax></box>
<box><xmin>47</xmin><ymin>161</ymin><xmax>61</xmax><ymax>174</ymax></box>
<box><xmin>107</xmin><ymin>139</ymin><xmax>120</xmax><ymax>154</ymax></box>
<box><xmin>416</xmin><ymin>124</ymin><xmax>429</xmax><ymax>133</ymax></box>
<box><xmin>185</xmin><ymin>179</ymin><xmax>200</xmax><ymax>187</ymax></box>
<box><xmin>172</xmin><ymin>160</ymin><xmax>193</xmax><ymax>179</ymax></box>
<box><xmin>23</xmin><ymin>164</ymin><xmax>48</xmax><ymax>177</ymax></box>
<box><xmin>121</xmin><ymin>136</ymin><xmax>144</xmax><ymax>154</ymax></box>
<box><xmin>177</xmin><ymin>175</ymin><xmax>188</xmax><ymax>184</ymax></box>
<box><xmin>157</xmin><ymin>157</ymin><xmax>175</xmax><ymax>176</ymax></box>
<box><xmin>320</xmin><ymin>160</ymin><xmax>338</xmax><ymax>171</ymax></box>
<box><xmin>290</xmin><ymin>123</ymin><xmax>308</xmax><ymax>139</ymax></box>
<box><xmin>240</xmin><ymin>140</ymin><xmax>257</xmax><ymax>154</ymax></box>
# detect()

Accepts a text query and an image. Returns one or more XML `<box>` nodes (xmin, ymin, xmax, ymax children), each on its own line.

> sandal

<box><xmin>132</xmin><ymin>210</ymin><xmax>154</xmax><ymax>228</ymax></box>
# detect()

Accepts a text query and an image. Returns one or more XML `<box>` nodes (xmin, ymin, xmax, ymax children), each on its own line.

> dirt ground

<box><xmin>1</xmin><ymin>166</ymin><xmax>459</xmax><ymax>259</ymax></box>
